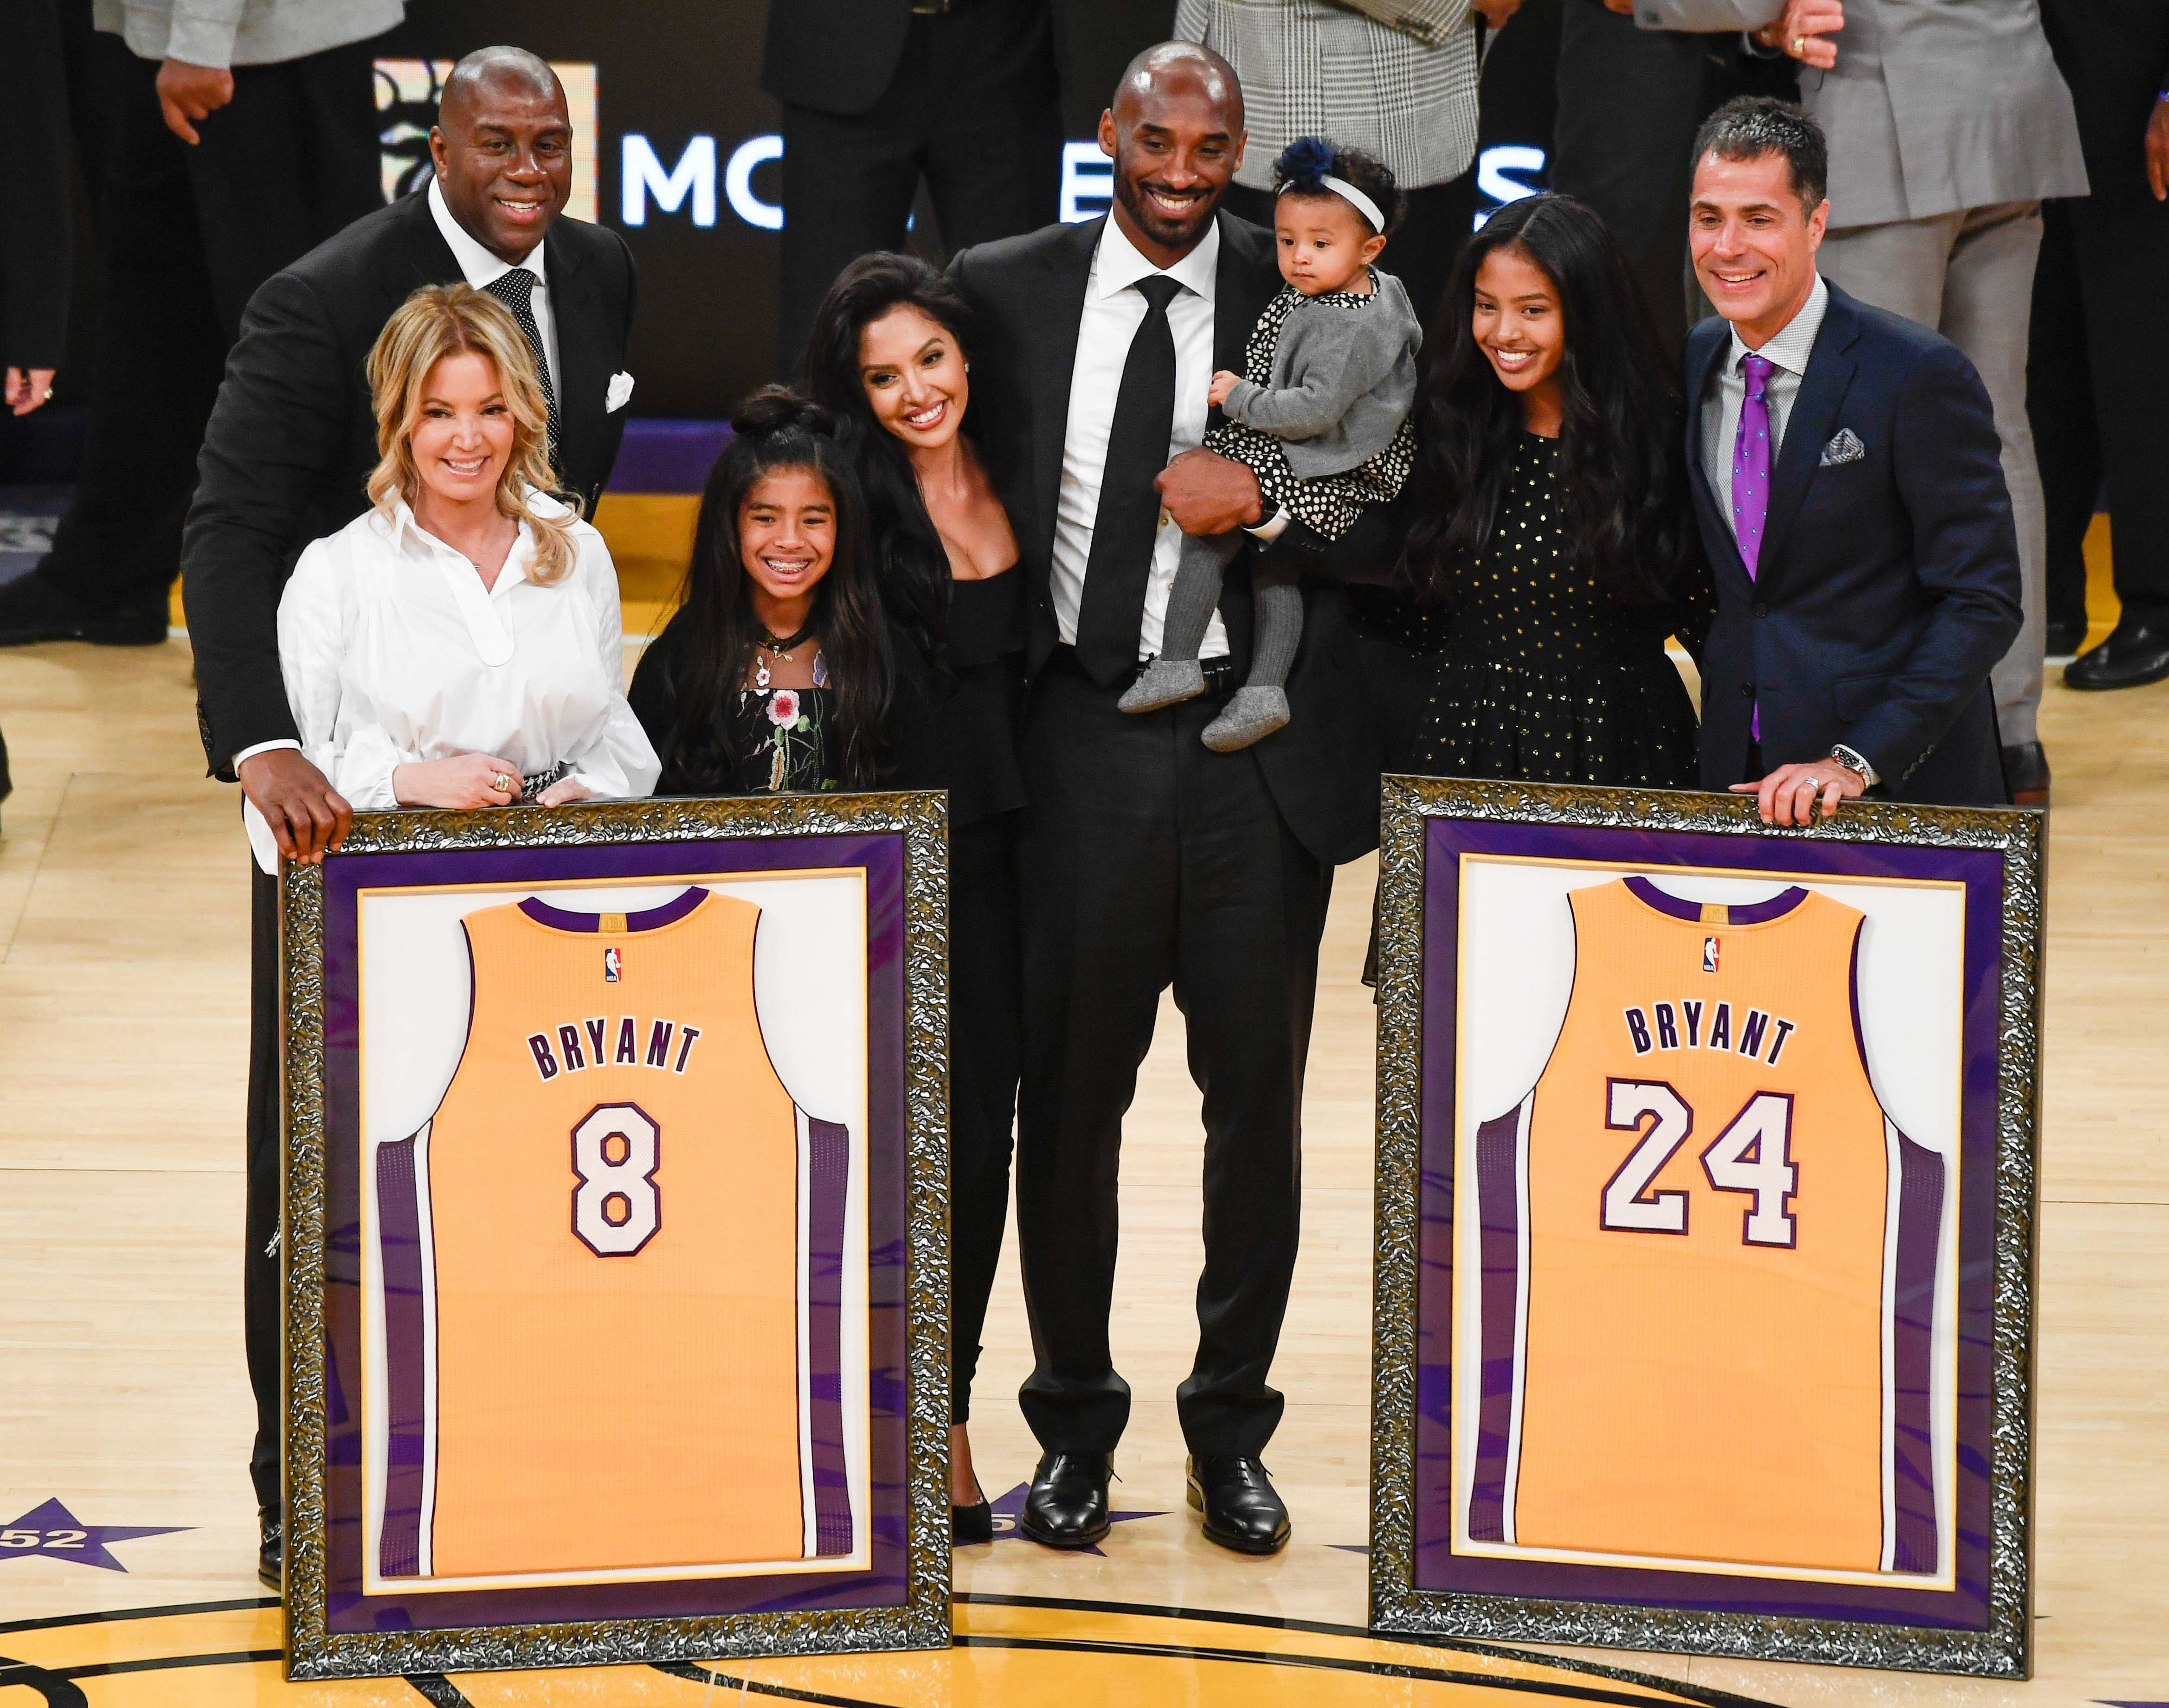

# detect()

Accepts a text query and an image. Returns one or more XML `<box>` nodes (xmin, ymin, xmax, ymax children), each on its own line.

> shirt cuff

<box><xmin>1245</xmin><ymin>506</ymin><xmax>1291</xmax><ymax>544</ymax></box>
<box><xmin>232</xmin><ymin>738</ymin><xmax>303</xmax><ymax>770</ymax></box>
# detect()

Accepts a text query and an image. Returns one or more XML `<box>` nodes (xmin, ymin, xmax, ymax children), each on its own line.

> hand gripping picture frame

<box><xmin>1367</xmin><ymin>778</ymin><xmax>2044</xmax><ymax>1678</ymax></box>
<box><xmin>277</xmin><ymin>792</ymin><xmax>952</xmax><ymax>1681</ymax></box>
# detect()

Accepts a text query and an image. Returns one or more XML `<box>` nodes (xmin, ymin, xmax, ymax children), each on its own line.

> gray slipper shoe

<box><xmin>1201</xmin><ymin>687</ymin><xmax>1290</xmax><ymax>752</ymax></box>
<box><xmin>1119</xmin><ymin>657</ymin><xmax>1207</xmax><ymax>713</ymax></box>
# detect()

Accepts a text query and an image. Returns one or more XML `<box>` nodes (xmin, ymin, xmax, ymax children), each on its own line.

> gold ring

<box><xmin>1791</xmin><ymin>33</ymin><xmax>1806</xmax><ymax>52</ymax></box>
<box><xmin>492</xmin><ymin>773</ymin><xmax>513</xmax><ymax>794</ymax></box>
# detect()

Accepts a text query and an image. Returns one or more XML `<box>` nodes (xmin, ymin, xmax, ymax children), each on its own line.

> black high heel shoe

<box><xmin>952</xmin><ymin>1492</ymin><xmax>994</xmax><ymax>1545</ymax></box>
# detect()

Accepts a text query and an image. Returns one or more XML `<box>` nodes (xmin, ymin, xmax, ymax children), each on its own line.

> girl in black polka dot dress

<box><xmin>1402</xmin><ymin>194</ymin><xmax>1711</xmax><ymax>787</ymax></box>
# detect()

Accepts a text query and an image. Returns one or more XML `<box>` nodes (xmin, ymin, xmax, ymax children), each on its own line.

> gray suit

<box><xmin>1641</xmin><ymin>0</ymin><xmax>2086</xmax><ymax>749</ymax></box>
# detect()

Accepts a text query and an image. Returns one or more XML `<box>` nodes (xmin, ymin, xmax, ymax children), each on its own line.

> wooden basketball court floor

<box><xmin>0</xmin><ymin>555</ymin><xmax>2163</xmax><ymax>1705</ymax></box>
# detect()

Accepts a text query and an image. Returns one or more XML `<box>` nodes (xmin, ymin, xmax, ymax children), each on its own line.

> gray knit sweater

<box><xmin>1219</xmin><ymin>269</ymin><xmax>1424</xmax><ymax>479</ymax></box>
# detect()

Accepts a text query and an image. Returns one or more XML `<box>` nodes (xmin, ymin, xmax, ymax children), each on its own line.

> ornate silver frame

<box><xmin>1368</xmin><ymin>777</ymin><xmax>2043</xmax><ymax>1678</ymax></box>
<box><xmin>280</xmin><ymin>792</ymin><xmax>953</xmax><ymax>1680</ymax></box>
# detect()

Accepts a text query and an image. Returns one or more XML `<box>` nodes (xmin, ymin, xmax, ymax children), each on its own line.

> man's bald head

<box><xmin>430</xmin><ymin>45</ymin><xmax>573</xmax><ymax>263</ymax></box>
<box><xmin>440</xmin><ymin>45</ymin><xmax>563</xmax><ymax>120</ymax></box>
<box><xmin>1112</xmin><ymin>40</ymin><xmax>1243</xmax><ymax>133</ymax></box>
<box><xmin>1098</xmin><ymin>40</ymin><xmax>1247</xmax><ymax>265</ymax></box>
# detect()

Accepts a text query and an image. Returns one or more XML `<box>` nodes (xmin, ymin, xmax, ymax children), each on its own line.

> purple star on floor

<box><xmin>975</xmin><ymin>1483</ymin><xmax>1167</xmax><ymax>1556</ymax></box>
<box><xmin>0</xmin><ymin>1498</ymin><xmax>189</xmax><ymax>1572</ymax></box>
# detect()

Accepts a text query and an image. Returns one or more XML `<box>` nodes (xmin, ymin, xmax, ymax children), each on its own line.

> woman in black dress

<box><xmin>629</xmin><ymin>386</ymin><xmax>932</xmax><ymax>793</ymax></box>
<box><xmin>1405</xmin><ymin>194</ymin><xmax>1711</xmax><ymax>784</ymax></box>
<box><xmin>804</xmin><ymin>254</ymin><xmax>1025</xmax><ymax>1545</ymax></box>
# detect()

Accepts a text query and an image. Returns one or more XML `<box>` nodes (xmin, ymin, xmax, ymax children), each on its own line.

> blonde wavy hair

<box><xmin>364</xmin><ymin>282</ymin><xmax>580</xmax><ymax>585</ymax></box>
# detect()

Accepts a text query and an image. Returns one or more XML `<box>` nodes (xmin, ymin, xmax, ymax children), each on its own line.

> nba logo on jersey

<box><xmin>604</xmin><ymin>945</ymin><xmax>622</xmax><ymax>983</ymax></box>
<box><xmin>1703</xmin><ymin>935</ymin><xmax>1720</xmax><ymax>973</ymax></box>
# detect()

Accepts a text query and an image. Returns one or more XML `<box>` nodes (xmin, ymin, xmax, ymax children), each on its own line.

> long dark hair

<box><xmin>656</xmin><ymin>386</ymin><xmax>894</xmax><ymax>792</ymax></box>
<box><xmin>1408</xmin><ymin>194</ymin><xmax>1695</xmax><ymax>608</ymax></box>
<box><xmin>801</xmin><ymin>251</ymin><xmax>977</xmax><ymax>666</ymax></box>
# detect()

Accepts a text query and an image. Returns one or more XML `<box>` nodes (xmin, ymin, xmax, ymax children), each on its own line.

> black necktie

<box><xmin>482</xmin><ymin>269</ymin><xmax>559</xmax><ymax>460</ymax></box>
<box><xmin>1075</xmin><ymin>274</ymin><xmax>1182</xmax><ymax>686</ymax></box>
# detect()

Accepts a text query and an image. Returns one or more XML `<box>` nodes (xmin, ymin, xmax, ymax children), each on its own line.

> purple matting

<box><xmin>1413</xmin><ymin>818</ymin><xmax>2001</xmax><ymax>1630</ymax></box>
<box><xmin>316</xmin><ymin>832</ymin><xmax>911</xmax><ymax>1634</ymax></box>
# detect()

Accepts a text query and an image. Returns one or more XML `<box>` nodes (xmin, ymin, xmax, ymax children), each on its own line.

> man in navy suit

<box><xmin>1683</xmin><ymin>97</ymin><xmax>2022</xmax><ymax>824</ymax></box>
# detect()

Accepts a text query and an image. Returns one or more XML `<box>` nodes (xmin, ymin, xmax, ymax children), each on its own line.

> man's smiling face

<box><xmin>431</xmin><ymin>67</ymin><xmax>573</xmax><ymax>264</ymax></box>
<box><xmin>1097</xmin><ymin>49</ymin><xmax>1245</xmax><ymax>268</ymax></box>
<box><xmin>1689</xmin><ymin>149</ymin><xmax>1828</xmax><ymax>347</ymax></box>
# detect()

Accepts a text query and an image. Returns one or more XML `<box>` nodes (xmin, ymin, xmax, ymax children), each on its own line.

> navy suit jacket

<box><xmin>1685</xmin><ymin>283</ymin><xmax>2021</xmax><ymax>804</ymax></box>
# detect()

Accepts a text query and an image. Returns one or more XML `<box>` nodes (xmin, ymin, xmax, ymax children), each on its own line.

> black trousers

<box><xmin>1014</xmin><ymin>654</ymin><xmax>1332</xmax><ymax>1458</ymax></box>
<box><xmin>1550</xmin><ymin>0</ymin><xmax>1710</xmax><ymax>357</ymax></box>
<box><xmin>246</xmin><ymin>861</ymin><xmax>282</xmax><ymax>1515</ymax></box>
<box><xmin>2026</xmin><ymin>199</ymin><xmax>2099</xmax><ymax>636</ymax></box>
<box><xmin>775</xmin><ymin>6</ymin><xmax>1060</xmax><ymax>376</ymax></box>
<box><xmin>39</xmin><ymin>39</ymin><xmax>381</xmax><ymax>614</ymax></box>
<box><xmin>949</xmin><ymin>811</ymin><xmax>1022</xmax><ymax>1425</ymax></box>
<box><xmin>2031</xmin><ymin>0</ymin><xmax>2169</xmax><ymax>625</ymax></box>
<box><xmin>1222</xmin><ymin>169</ymin><xmax>1480</xmax><ymax>366</ymax></box>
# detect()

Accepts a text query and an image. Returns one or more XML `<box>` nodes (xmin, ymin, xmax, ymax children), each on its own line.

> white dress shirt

<box><xmin>428</xmin><ymin>176</ymin><xmax>560</xmax><ymax>397</ymax></box>
<box><xmin>1052</xmin><ymin>217</ymin><xmax>1230</xmax><ymax>661</ymax></box>
<box><xmin>229</xmin><ymin>183</ymin><xmax>565</xmax><ymax>779</ymax></box>
<box><xmin>243</xmin><ymin>489</ymin><xmax>659</xmax><ymax>872</ymax></box>
<box><xmin>1699</xmin><ymin>273</ymin><xmax>1830</xmax><ymax>544</ymax></box>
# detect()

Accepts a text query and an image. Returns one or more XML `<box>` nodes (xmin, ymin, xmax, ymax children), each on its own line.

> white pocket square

<box><xmin>605</xmin><ymin>371</ymin><xmax>635</xmax><ymax>412</ymax></box>
<box><xmin>1819</xmin><ymin>428</ymin><xmax>1865</xmax><ymax>466</ymax></box>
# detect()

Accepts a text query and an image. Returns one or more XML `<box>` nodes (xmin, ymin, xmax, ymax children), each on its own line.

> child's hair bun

<box><xmin>733</xmin><ymin>384</ymin><xmax>834</xmax><ymax>439</ymax></box>
<box><xmin>1273</xmin><ymin>135</ymin><xmax>1339</xmax><ymax>195</ymax></box>
<box><xmin>1269</xmin><ymin>137</ymin><xmax>1406</xmax><ymax>236</ymax></box>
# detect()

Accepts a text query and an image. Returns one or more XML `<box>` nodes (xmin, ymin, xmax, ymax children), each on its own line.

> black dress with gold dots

<box><xmin>1411</xmin><ymin>433</ymin><xmax>1701</xmax><ymax>787</ymax></box>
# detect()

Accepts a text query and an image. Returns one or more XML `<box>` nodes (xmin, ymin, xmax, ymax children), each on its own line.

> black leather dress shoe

<box><xmin>1186</xmin><ymin>1454</ymin><xmax>1290</xmax><ymax>1555</ymax></box>
<box><xmin>258</xmin><ymin>1509</ymin><xmax>283</xmax><ymax>1591</ymax></box>
<box><xmin>1018</xmin><ymin>1451</ymin><xmax>1111</xmax><ymax>1549</ymax></box>
<box><xmin>2065</xmin><ymin>618</ymin><xmax>2169</xmax><ymax>691</ymax></box>
<box><xmin>0</xmin><ymin>570</ymin><xmax>168</xmax><ymax>647</ymax></box>
<box><xmin>2043</xmin><ymin>616</ymin><xmax>2087</xmax><ymax>660</ymax></box>
<box><xmin>2002</xmin><ymin>741</ymin><xmax>2050</xmax><ymax>807</ymax></box>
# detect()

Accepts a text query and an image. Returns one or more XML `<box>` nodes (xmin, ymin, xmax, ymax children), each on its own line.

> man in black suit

<box><xmin>949</xmin><ymin>41</ymin><xmax>1383</xmax><ymax>1556</ymax></box>
<box><xmin>763</xmin><ymin>0</ymin><xmax>1062</xmax><ymax>374</ymax></box>
<box><xmin>1683</xmin><ymin>98</ymin><xmax>2021</xmax><ymax>822</ymax></box>
<box><xmin>179</xmin><ymin>45</ymin><xmax>636</xmax><ymax>1585</ymax></box>
<box><xmin>0</xmin><ymin>0</ymin><xmax>392</xmax><ymax>648</ymax></box>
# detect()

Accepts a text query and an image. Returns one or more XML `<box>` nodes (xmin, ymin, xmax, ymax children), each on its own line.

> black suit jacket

<box><xmin>182</xmin><ymin>188</ymin><xmax>637</xmax><ymax>777</ymax></box>
<box><xmin>1685</xmin><ymin>283</ymin><xmax>2021</xmax><ymax>804</ymax></box>
<box><xmin>950</xmin><ymin>210</ymin><xmax>1384</xmax><ymax>867</ymax></box>
<box><xmin>761</xmin><ymin>0</ymin><xmax>1064</xmax><ymax>117</ymax></box>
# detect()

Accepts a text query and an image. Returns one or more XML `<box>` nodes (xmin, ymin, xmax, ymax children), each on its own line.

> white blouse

<box><xmin>245</xmin><ymin>488</ymin><xmax>660</xmax><ymax>872</ymax></box>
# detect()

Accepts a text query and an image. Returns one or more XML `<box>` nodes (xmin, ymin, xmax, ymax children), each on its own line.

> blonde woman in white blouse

<box><xmin>247</xmin><ymin>283</ymin><xmax>657</xmax><ymax>871</ymax></box>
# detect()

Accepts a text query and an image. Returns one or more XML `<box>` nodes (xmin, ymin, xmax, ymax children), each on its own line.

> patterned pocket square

<box><xmin>1820</xmin><ymin>428</ymin><xmax>1865</xmax><ymax>466</ymax></box>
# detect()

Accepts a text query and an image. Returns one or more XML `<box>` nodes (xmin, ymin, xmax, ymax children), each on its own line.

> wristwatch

<box><xmin>1829</xmin><ymin>744</ymin><xmax>1879</xmax><ymax>788</ymax></box>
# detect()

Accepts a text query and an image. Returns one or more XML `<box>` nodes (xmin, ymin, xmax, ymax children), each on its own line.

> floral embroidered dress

<box><xmin>727</xmin><ymin>655</ymin><xmax>837</xmax><ymax>793</ymax></box>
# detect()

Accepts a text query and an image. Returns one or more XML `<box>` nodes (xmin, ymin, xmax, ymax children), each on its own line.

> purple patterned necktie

<box><xmin>1732</xmin><ymin>352</ymin><xmax>1775</xmax><ymax>742</ymax></box>
<box><xmin>1732</xmin><ymin>352</ymin><xmax>1774</xmax><ymax>576</ymax></box>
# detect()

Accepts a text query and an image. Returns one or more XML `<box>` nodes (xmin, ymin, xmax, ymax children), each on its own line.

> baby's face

<box><xmin>1274</xmin><ymin>192</ymin><xmax>1383</xmax><ymax>295</ymax></box>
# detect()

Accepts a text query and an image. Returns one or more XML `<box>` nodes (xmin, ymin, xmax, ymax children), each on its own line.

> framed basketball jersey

<box><xmin>1368</xmin><ymin>780</ymin><xmax>2043</xmax><ymax>1679</ymax></box>
<box><xmin>279</xmin><ymin>794</ymin><xmax>953</xmax><ymax>1681</ymax></box>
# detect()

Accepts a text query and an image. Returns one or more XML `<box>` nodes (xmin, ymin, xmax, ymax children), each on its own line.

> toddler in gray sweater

<box><xmin>1120</xmin><ymin>137</ymin><xmax>1424</xmax><ymax>751</ymax></box>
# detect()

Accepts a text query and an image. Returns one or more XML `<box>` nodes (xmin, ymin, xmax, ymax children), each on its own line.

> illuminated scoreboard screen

<box><xmin>379</xmin><ymin>0</ymin><xmax>1557</xmax><ymax>417</ymax></box>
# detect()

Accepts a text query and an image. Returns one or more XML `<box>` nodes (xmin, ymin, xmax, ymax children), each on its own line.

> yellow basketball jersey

<box><xmin>1465</xmin><ymin>876</ymin><xmax>1943</xmax><ymax>1576</ymax></box>
<box><xmin>373</xmin><ymin>887</ymin><xmax>856</xmax><ymax>1580</ymax></box>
